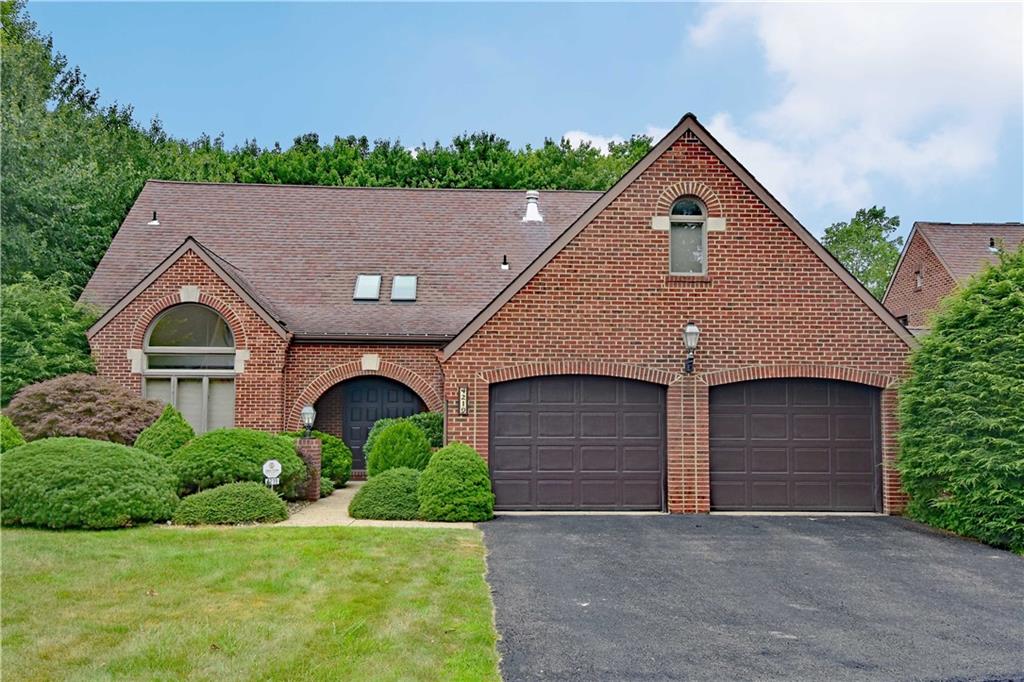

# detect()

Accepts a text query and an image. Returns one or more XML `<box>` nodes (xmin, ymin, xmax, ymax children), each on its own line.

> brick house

<box><xmin>83</xmin><ymin>114</ymin><xmax>915</xmax><ymax>514</ymax></box>
<box><xmin>883</xmin><ymin>222</ymin><xmax>1024</xmax><ymax>335</ymax></box>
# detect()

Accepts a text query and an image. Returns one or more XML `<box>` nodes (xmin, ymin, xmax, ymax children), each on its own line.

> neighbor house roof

<box><xmin>81</xmin><ymin>182</ymin><xmax>601</xmax><ymax>339</ymax></box>
<box><xmin>914</xmin><ymin>222</ymin><xmax>1024</xmax><ymax>282</ymax></box>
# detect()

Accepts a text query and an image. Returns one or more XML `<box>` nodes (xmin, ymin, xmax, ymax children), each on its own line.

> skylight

<box><xmin>353</xmin><ymin>274</ymin><xmax>382</xmax><ymax>300</ymax></box>
<box><xmin>391</xmin><ymin>275</ymin><xmax>417</xmax><ymax>301</ymax></box>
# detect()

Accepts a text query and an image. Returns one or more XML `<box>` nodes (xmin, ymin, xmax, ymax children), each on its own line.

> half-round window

<box><xmin>669</xmin><ymin>197</ymin><xmax>707</xmax><ymax>275</ymax></box>
<box><xmin>142</xmin><ymin>304</ymin><xmax>236</xmax><ymax>433</ymax></box>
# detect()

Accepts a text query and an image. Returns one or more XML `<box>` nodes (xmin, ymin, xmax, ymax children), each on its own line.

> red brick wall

<box><xmin>442</xmin><ymin>131</ymin><xmax>911</xmax><ymax>513</ymax></box>
<box><xmin>883</xmin><ymin>231</ymin><xmax>958</xmax><ymax>329</ymax></box>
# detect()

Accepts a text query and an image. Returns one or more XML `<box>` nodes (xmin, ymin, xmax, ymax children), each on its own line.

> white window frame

<box><xmin>669</xmin><ymin>198</ymin><xmax>708</xmax><ymax>276</ymax></box>
<box><xmin>142</xmin><ymin>305</ymin><xmax>237</xmax><ymax>433</ymax></box>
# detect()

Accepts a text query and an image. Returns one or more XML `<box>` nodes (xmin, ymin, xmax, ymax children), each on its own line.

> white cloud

<box><xmin>562</xmin><ymin>125</ymin><xmax>671</xmax><ymax>153</ymax></box>
<box><xmin>689</xmin><ymin>3</ymin><xmax>1022</xmax><ymax>218</ymax></box>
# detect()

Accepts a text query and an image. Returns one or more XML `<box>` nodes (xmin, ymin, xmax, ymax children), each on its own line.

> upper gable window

<box><xmin>353</xmin><ymin>274</ymin><xmax>382</xmax><ymax>301</ymax></box>
<box><xmin>669</xmin><ymin>197</ymin><xmax>707</xmax><ymax>275</ymax></box>
<box><xmin>391</xmin><ymin>275</ymin><xmax>417</xmax><ymax>301</ymax></box>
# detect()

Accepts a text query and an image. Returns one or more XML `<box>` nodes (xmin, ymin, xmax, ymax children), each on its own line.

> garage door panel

<box><xmin>490</xmin><ymin>376</ymin><xmax>665</xmax><ymax>511</ymax></box>
<box><xmin>711</xmin><ymin>379</ymin><xmax>880</xmax><ymax>511</ymax></box>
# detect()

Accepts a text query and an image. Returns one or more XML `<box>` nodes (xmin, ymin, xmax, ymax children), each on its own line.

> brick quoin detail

<box><xmin>287</xmin><ymin>359</ymin><xmax>444</xmax><ymax>430</ymax></box>
<box><xmin>655</xmin><ymin>180</ymin><xmax>723</xmax><ymax>217</ymax></box>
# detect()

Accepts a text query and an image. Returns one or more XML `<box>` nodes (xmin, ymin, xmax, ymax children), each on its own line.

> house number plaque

<box><xmin>458</xmin><ymin>386</ymin><xmax>469</xmax><ymax>415</ymax></box>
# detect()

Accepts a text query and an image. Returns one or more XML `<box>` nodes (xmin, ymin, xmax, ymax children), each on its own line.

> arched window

<box><xmin>669</xmin><ymin>197</ymin><xmax>707</xmax><ymax>275</ymax></box>
<box><xmin>142</xmin><ymin>304</ymin><xmax>236</xmax><ymax>433</ymax></box>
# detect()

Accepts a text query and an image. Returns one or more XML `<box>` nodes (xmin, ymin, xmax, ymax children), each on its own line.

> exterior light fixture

<box><xmin>147</xmin><ymin>211</ymin><xmax>160</xmax><ymax>226</ymax></box>
<box><xmin>300</xmin><ymin>405</ymin><xmax>316</xmax><ymax>438</ymax></box>
<box><xmin>683</xmin><ymin>321</ymin><xmax>701</xmax><ymax>374</ymax></box>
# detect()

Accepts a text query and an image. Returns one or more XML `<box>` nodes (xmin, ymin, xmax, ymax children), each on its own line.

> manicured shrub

<box><xmin>363</xmin><ymin>417</ymin><xmax>402</xmax><ymax>465</ymax></box>
<box><xmin>169</xmin><ymin>428</ymin><xmax>306</xmax><ymax>498</ymax></box>
<box><xmin>5</xmin><ymin>373</ymin><xmax>162</xmax><ymax>444</ymax></box>
<box><xmin>406</xmin><ymin>412</ymin><xmax>444</xmax><ymax>448</ymax></box>
<box><xmin>366</xmin><ymin>421</ymin><xmax>431</xmax><ymax>477</ymax></box>
<box><xmin>1</xmin><ymin>415</ymin><xmax>26</xmax><ymax>452</ymax></box>
<box><xmin>0</xmin><ymin>437</ymin><xmax>178</xmax><ymax>529</ymax></box>
<box><xmin>172</xmin><ymin>482</ymin><xmax>287</xmax><ymax>525</ymax></box>
<box><xmin>135</xmin><ymin>404</ymin><xmax>195</xmax><ymax>458</ymax></box>
<box><xmin>349</xmin><ymin>468</ymin><xmax>421</xmax><ymax>520</ymax></box>
<box><xmin>898</xmin><ymin>248</ymin><xmax>1024</xmax><ymax>552</ymax></box>
<box><xmin>281</xmin><ymin>430</ymin><xmax>352</xmax><ymax>487</ymax></box>
<box><xmin>418</xmin><ymin>442</ymin><xmax>494</xmax><ymax>522</ymax></box>
<box><xmin>320</xmin><ymin>474</ymin><xmax>334</xmax><ymax>498</ymax></box>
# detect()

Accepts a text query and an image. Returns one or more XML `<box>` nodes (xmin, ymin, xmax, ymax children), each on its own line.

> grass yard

<box><xmin>1</xmin><ymin>526</ymin><xmax>499</xmax><ymax>681</ymax></box>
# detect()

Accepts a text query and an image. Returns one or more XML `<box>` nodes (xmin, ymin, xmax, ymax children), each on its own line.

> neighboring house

<box><xmin>883</xmin><ymin>222</ymin><xmax>1024</xmax><ymax>335</ymax></box>
<box><xmin>82</xmin><ymin>114</ymin><xmax>915</xmax><ymax>514</ymax></box>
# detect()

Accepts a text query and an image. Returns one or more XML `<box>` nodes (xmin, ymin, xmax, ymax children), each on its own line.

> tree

<box><xmin>0</xmin><ymin>275</ymin><xmax>98</xmax><ymax>404</ymax></box>
<box><xmin>897</xmin><ymin>248</ymin><xmax>1024</xmax><ymax>552</ymax></box>
<box><xmin>821</xmin><ymin>206</ymin><xmax>903</xmax><ymax>299</ymax></box>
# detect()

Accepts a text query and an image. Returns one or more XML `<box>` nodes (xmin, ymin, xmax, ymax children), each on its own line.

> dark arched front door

<box><xmin>341</xmin><ymin>377</ymin><xmax>425</xmax><ymax>472</ymax></box>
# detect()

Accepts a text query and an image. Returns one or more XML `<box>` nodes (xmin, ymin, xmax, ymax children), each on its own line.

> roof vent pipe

<box><xmin>522</xmin><ymin>190</ymin><xmax>543</xmax><ymax>223</ymax></box>
<box><xmin>989</xmin><ymin>237</ymin><xmax>1000</xmax><ymax>253</ymax></box>
<box><xmin>501</xmin><ymin>254</ymin><xmax>510</xmax><ymax>270</ymax></box>
<box><xmin>147</xmin><ymin>211</ymin><xmax>160</xmax><ymax>226</ymax></box>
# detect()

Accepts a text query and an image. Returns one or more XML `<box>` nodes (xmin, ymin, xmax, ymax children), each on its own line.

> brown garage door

<box><xmin>490</xmin><ymin>375</ymin><xmax>666</xmax><ymax>511</ymax></box>
<box><xmin>710</xmin><ymin>379</ymin><xmax>881</xmax><ymax>511</ymax></box>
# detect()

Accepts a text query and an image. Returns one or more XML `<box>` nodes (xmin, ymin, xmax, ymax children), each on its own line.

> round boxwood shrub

<box><xmin>406</xmin><ymin>412</ymin><xmax>443</xmax><ymax>448</ymax></box>
<box><xmin>281</xmin><ymin>430</ymin><xmax>352</xmax><ymax>487</ymax></box>
<box><xmin>172</xmin><ymin>482</ymin><xmax>287</xmax><ymax>525</ymax></box>
<box><xmin>898</xmin><ymin>248</ymin><xmax>1024</xmax><ymax>552</ymax></box>
<box><xmin>349</xmin><ymin>468</ymin><xmax>421</xmax><ymax>520</ymax></box>
<box><xmin>169</xmin><ymin>428</ymin><xmax>306</xmax><ymax>497</ymax></box>
<box><xmin>135</xmin><ymin>404</ymin><xmax>195</xmax><ymax>458</ymax></box>
<box><xmin>366</xmin><ymin>421</ymin><xmax>431</xmax><ymax>477</ymax></box>
<box><xmin>1</xmin><ymin>414</ymin><xmax>26</xmax><ymax>452</ymax></box>
<box><xmin>418</xmin><ymin>442</ymin><xmax>494</xmax><ymax>522</ymax></box>
<box><xmin>6</xmin><ymin>373</ymin><xmax>163</xmax><ymax>444</ymax></box>
<box><xmin>363</xmin><ymin>417</ymin><xmax>402</xmax><ymax>465</ymax></box>
<box><xmin>0</xmin><ymin>437</ymin><xmax>179</xmax><ymax>529</ymax></box>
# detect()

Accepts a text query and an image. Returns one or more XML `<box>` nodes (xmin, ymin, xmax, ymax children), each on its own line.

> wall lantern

<box><xmin>683</xmin><ymin>321</ymin><xmax>701</xmax><ymax>374</ymax></box>
<box><xmin>300</xmin><ymin>405</ymin><xmax>316</xmax><ymax>438</ymax></box>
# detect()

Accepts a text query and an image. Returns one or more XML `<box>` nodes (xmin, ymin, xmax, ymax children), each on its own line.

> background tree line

<box><xmin>0</xmin><ymin>0</ymin><xmax>901</xmax><ymax>403</ymax></box>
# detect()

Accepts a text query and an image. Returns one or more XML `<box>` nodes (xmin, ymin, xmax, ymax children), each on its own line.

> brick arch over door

<box><xmin>701</xmin><ymin>364</ymin><xmax>896</xmax><ymax>390</ymax></box>
<box><xmin>130</xmin><ymin>294</ymin><xmax>248</xmax><ymax>350</ymax></box>
<box><xmin>289</xmin><ymin>360</ymin><xmax>443</xmax><ymax>430</ymax></box>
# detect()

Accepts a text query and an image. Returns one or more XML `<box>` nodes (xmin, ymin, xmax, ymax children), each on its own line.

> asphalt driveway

<box><xmin>481</xmin><ymin>515</ymin><xmax>1023</xmax><ymax>681</ymax></box>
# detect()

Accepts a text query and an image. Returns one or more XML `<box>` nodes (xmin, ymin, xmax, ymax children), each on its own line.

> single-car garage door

<box><xmin>490</xmin><ymin>375</ymin><xmax>666</xmax><ymax>511</ymax></box>
<box><xmin>710</xmin><ymin>379</ymin><xmax>881</xmax><ymax>511</ymax></box>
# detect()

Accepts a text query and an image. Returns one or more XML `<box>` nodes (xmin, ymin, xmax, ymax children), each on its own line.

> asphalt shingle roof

<box><xmin>81</xmin><ymin>181</ymin><xmax>601</xmax><ymax>338</ymax></box>
<box><xmin>916</xmin><ymin>222</ymin><xmax>1024</xmax><ymax>282</ymax></box>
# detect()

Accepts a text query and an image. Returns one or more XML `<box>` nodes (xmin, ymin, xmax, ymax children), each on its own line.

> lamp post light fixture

<box><xmin>683</xmin><ymin>321</ymin><xmax>701</xmax><ymax>374</ymax></box>
<box><xmin>300</xmin><ymin>405</ymin><xmax>316</xmax><ymax>438</ymax></box>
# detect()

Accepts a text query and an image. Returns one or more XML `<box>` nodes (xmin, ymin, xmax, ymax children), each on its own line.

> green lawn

<box><xmin>1</xmin><ymin>526</ymin><xmax>499</xmax><ymax>681</ymax></box>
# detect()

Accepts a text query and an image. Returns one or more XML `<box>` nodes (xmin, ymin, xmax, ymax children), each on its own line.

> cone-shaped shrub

<box><xmin>898</xmin><ymin>248</ymin><xmax>1024</xmax><ymax>552</ymax></box>
<box><xmin>366</xmin><ymin>421</ymin><xmax>431</xmax><ymax>477</ymax></box>
<box><xmin>135</xmin><ymin>404</ymin><xmax>195</xmax><ymax>458</ymax></box>
<box><xmin>349</xmin><ymin>468</ymin><xmax>421</xmax><ymax>520</ymax></box>
<box><xmin>281</xmin><ymin>430</ymin><xmax>352</xmax><ymax>487</ymax></box>
<box><xmin>1</xmin><ymin>437</ymin><xmax>178</xmax><ymax>529</ymax></box>
<box><xmin>1</xmin><ymin>414</ymin><xmax>26</xmax><ymax>452</ymax></box>
<box><xmin>172</xmin><ymin>482</ymin><xmax>287</xmax><ymax>525</ymax></box>
<box><xmin>169</xmin><ymin>428</ymin><xmax>305</xmax><ymax>497</ymax></box>
<box><xmin>418</xmin><ymin>442</ymin><xmax>494</xmax><ymax>522</ymax></box>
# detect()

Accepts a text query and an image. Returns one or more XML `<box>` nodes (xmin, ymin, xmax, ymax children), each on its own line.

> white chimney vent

<box><xmin>522</xmin><ymin>190</ymin><xmax>543</xmax><ymax>223</ymax></box>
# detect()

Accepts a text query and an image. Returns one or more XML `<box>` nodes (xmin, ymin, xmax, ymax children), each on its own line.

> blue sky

<box><xmin>31</xmin><ymin>2</ymin><xmax>1024</xmax><ymax>238</ymax></box>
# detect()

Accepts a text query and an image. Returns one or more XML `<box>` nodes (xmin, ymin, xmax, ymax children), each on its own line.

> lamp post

<box><xmin>300</xmin><ymin>404</ymin><xmax>316</xmax><ymax>438</ymax></box>
<box><xmin>683</xmin><ymin>321</ymin><xmax>701</xmax><ymax>374</ymax></box>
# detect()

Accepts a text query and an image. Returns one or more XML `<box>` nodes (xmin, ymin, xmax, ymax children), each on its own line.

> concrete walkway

<box><xmin>275</xmin><ymin>481</ymin><xmax>474</xmax><ymax>529</ymax></box>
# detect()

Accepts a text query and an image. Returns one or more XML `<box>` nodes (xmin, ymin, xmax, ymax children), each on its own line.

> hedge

<box><xmin>418</xmin><ymin>442</ymin><xmax>494</xmax><ymax>522</ymax></box>
<box><xmin>1</xmin><ymin>415</ymin><xmax>26</xmax><ymax>452</ymax></box>
<box><xmin>135</xmin><ymin>404</ymin><xmax>195</xmax><ymax>458</ymax></box>
<box><xmin>169</xmin><ymin>428</ymin><xmax>306</xmax><ymax>498</ymax></box>
<box><xmin>898</xmin><ymin>248</ymin><xmax>1024</xmax><ymax>552</ymax></box>
<box><xmin>366</xmin><ymin>421</ymin><xmax>431</xmax><ymax>477</ymax></box>
<box><xmin>5</xmin><ymin>373</ymin><xmax>162</xmax><ymax>444</ymax></box>
<box><xmin>364</xmin><ymin>411</ymin><xmax>443</xmax><ymax>463</ymax></box>
<box><xmin>0</xmin><ymin>437</ymin><xmax>179</xmax><ymax>529</ymax></box>
<box><xmin>172</xmin><ymin>482</ymin><xmax>287</xmax><ymax>525</ymax></box>
<box><xmin>281</xmin><ymin>430</ymin><xmax>352</xmax><ymax>487</ymax></box>
<box><xmin>348</xmin><ymin>468</ymin><xmax>421</xmax><ymax>520</ymax></box>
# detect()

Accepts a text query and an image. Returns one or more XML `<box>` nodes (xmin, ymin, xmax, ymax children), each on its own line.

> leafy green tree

<box><xmin>897</xmin><ymin>249</ymin><xmax>1024</xmax><ymax>552</ymax></box>
<box><xmin>0</xmin><ymin>275</ymin><xmax>98</xmax><ymax>405</ymax></box>
<box><xmin>821</xmin><ymin>206</ymin><xmax>903</xmax><ymax>299</ymax></box>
